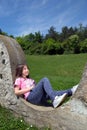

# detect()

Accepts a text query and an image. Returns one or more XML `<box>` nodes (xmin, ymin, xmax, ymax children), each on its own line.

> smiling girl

<box><xmin>14</xmin><ymin>64</ymin><xmax>78</xmax><ymax>108</ymax></box>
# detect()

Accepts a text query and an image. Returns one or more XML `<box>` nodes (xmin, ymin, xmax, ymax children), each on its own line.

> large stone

<box><xmin>0</xmin><ymin>35</ymin><xmax>87</xmax><ymax>130</ymax></box>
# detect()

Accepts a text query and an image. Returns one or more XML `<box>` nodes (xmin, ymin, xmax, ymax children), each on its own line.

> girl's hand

<box><xmin>30</xmin><ymin>85</ymin><xmax>35</xmax><ymax>90</ymax></box>
<box><xmin>14</xmin><ymin>84</ymin><xmax>35</xmax><ymax>96</ymax></box>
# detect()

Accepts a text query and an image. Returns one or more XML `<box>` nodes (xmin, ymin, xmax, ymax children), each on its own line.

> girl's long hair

<box><xmin>15</xmin><ymin>64</ymin><xmax>30</xmax><ymax>78</ymax></box>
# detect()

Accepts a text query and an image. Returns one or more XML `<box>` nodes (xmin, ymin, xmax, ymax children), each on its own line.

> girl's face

<box><xmin>22</xmin><ymin>65</ymin><xmax>29</xmax><ymax>78</ymax></box>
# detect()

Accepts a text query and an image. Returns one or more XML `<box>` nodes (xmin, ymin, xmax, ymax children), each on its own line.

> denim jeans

<box><xmin>27</xmin><ymin>77</ymin><xmax>72</xmax><ymax>105</ymax></box>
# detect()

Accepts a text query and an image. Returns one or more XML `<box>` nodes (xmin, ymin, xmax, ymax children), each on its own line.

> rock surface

<box><xmin>0</xmin><ymin>35</ymin><xmax>87</xmax><ymax>130</ymax></box>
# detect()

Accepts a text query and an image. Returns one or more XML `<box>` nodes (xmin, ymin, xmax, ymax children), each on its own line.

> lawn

<box><xmin>0</xmin><ymin>53</ymin><xmax>87</xmax><ymax>130</ymax></box>
<box><xmin>26</xmin><ymin>54</ymin><xmax>87</xmax><ymax>90</ymax></box>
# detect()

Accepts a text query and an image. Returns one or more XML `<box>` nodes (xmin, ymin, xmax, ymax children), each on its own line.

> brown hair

<box><xmin>15</xmin><ymin>64</ymin><xmax>30</xmax><ymax>78</ymax></box>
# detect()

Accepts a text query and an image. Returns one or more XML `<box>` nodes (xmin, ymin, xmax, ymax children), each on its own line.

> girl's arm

<box><xmin>14</xmin><ymin>85</ymin><xmax>34</xmax><ymax>96</ymax></box>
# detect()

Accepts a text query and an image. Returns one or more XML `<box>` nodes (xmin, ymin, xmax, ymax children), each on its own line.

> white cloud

<box><xmin>42</xmin><ymin>0</ymin><xmax>49</xmax><ymax>5</ymax></box>
<box><xmin>0</xmin><ymin>0</ymin><xmax>86</xmax><ymax>36</ymax></box>
<box><xmin>30</xmin><ymin>0</ymin><xmax>49</xmax><ymax>9</ymax></box>
<box><xmin>17</xmin><ymin>21</ymin><xmax>49</xmax><ymax>36</ymax></box>
<box><xmin>16</xmin><ymin>0</ymin><xmax>86</xmax><ymax>35</ymax></box>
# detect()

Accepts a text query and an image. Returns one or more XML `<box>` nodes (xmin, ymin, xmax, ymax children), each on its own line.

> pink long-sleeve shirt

<box><xmin>14</xmin><ymin>77</ymin><xmax>35</xmax><ymax>99</ymax></box>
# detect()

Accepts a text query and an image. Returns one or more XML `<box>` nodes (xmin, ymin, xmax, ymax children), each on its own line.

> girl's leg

<box><xmin>27</xmin><ymin>77</ymin><xmax>56</xmax><ymax>105</ymax></box>
<box><xmin>53</xmin><ymin>84</ymin><xmax>79</xmax><ymax>96</ymax></box>
<box><xmin>53</xmin><ymin>88</ymin><xmax>72</xmax><ymax>97</ymax></box>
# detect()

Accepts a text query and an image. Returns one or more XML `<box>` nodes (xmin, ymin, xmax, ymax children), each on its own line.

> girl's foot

<box><xmin>53</xmin><ymin>93</ymin><xmax>67</xmax><ymax>108</ymax></box>
<box><xmin>71</xmin><ymin>84</ymin><xmax>78</xmax><ymax>94</ymax></box>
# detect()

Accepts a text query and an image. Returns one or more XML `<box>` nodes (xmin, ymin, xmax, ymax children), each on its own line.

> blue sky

<box><xmin>0</xmin><ymin>0</ymin><xmax>87</xmax><ymax>36</ymax></box>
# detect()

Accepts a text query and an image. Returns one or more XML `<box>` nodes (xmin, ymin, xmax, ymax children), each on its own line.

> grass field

<box><xmin>0</xmin><ymin>53</ymin><xmax>87</xmax><ymax>130</ymax></box>
<box><xmin>26</xmin><ymin>53</ymin><xmax>87</xmax><ymax>90</ymax></box>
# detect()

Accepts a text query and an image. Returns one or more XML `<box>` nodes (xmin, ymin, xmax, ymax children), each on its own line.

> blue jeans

<box><xmin>27</xmin><ymin>77</ymin><xmax>72</xmax><ymax>105</ymax></box>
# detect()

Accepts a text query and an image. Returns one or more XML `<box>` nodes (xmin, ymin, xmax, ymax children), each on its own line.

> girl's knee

<box><xmin>43</xmin><ymin>77</ymin><xmax>49</xmax><ymax>81</ymax></box>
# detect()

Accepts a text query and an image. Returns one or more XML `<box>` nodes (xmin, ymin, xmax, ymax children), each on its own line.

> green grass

<box><xmin>0</xmin><ymin>106</ymin><xmax>50</xmax><ymax>130</ymax></box>
<box><xmin>0</xmin><ymin>106</ymin><xmax>40</xmax><ymax>130</ymax></box>
<box><xmin>0</xmin><ymin>53</ymin><xmax>87</xmax><ymax>130</ymax></box>
<box><xmin>26</xmin><ymin>54</ymin><xmax>87</xmax><ymax>90</ymax></box>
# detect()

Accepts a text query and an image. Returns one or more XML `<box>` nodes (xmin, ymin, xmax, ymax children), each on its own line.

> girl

<box><xmin>14</xmin><ymin>64</ymin><xmax>78</xmax><ymax>108</ymax></box>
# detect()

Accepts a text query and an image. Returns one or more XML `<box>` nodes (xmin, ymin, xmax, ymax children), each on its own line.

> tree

<box><xmin>43</xmin><ymin>38</ymin><xmax>56</xmax><ymax>54</ymax></box>
<box><xmin>80</xmin><ymin>39</ymin><xmax>87</xmax><ymax>53</ymax></box>
<box><xmin>77</xmin><ymin>23</ymin><xmax>87</xmax><ymax>41</ymax></box>
<box><xmin>16</xmin><ymin>36</ymin><xmax>25</xmax><ymax>49</ymax></box>
<box><xmin>34</xmin><ymin>31</ymin><xmax>43</xmax><ymax>43</ymax></box>
<box><xmin>60</xmin><ymin>26</ymin><xmax>78</xmax><ymax>42</ymax></box>
<box><xmin>45</xmin><ymin>26</ymin><xmax>59</xmax><ymax>41</ymax></box>
<box><xmin>67</xmin><ymin>35</ymin><xmax>80</xmax><ymax>54</ymax></box>
<box><xmin>0</xmin><ymin>28</ymin><xmax>8</xmax><ymax>36</ymax></box>
<box><xmin>60</xmin><ymin>26</ymin><xmax>69</xmax><ymax>42</ymax></box>
<box><xmin>0</xmin><ymin>28</ymin><xmax>2</xmax><ymax>34</ymax></box>
<box><xmin>63</xmin><ymin>34</ymin><xmax>80</xmax><ymax>54</ymax></box>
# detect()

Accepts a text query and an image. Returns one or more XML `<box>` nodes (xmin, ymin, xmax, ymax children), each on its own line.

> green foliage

<box><xmin>0</xmin><ymin>106</ymin><xmax>51</xmax><ymax>130</ymax></box>
<box><xmin>1</xmin><ymin>23</ymin><xmax>87</xmax><ymax>55</ymax></box>
<box><xmin>15</xmin><ymin>24</ymin><xmax>87</xmax><ymax>55</ymax></box>
<box><xmin>43</xmin><ymin>38</ymin><xmax>56</xmax><ymax>54</ymax></box>
<box><xmin>55</xmin><ymin>43</ymin><xmax>64</xmax><ymax>54</ymax></box>
<box><xmin>45</xmin><ymin>26</ymin><xmax>59</xmax><ymax>41</ymax></box>
<box><xmin>80</xmin><ymin>39</ymin><xmax>87</xmax><ymax>53</ymax></box>
<box><xmin>63</xmin><ymin>35</ymin><xmax>80</xmax><ymax>54</ymax></box>
<box><xmin>0</xmin><ymin>106</ymin><xmax>34</xmax><ymax>130</ymax></box>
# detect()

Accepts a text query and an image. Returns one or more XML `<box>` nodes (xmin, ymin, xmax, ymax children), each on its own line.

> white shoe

<box><xmin>53</xmin><ymin>93</ymin><xmax>67</xmax><ymax>108</ymax></box>
<box><xmin>71</xmin><ymin>84</ymin><xmax>79</xmax><ymax>94</ymax></box>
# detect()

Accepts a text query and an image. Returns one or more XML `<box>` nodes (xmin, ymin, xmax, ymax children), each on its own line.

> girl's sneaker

<box><xmin>71</xmin><ymin>84</ymin><xmax>79</xmax><ymax>94</ymax></box>
<box><xmin>53</xmin><ymin>93</ymin><xmax>67</xmax><ymax>108</ymax></box>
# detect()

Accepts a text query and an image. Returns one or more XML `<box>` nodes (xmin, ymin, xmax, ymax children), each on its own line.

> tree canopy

<box><xmin>0</xmin><ymin>23</ymin><xmax>87</xmax><ymax>55</ymax></box>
